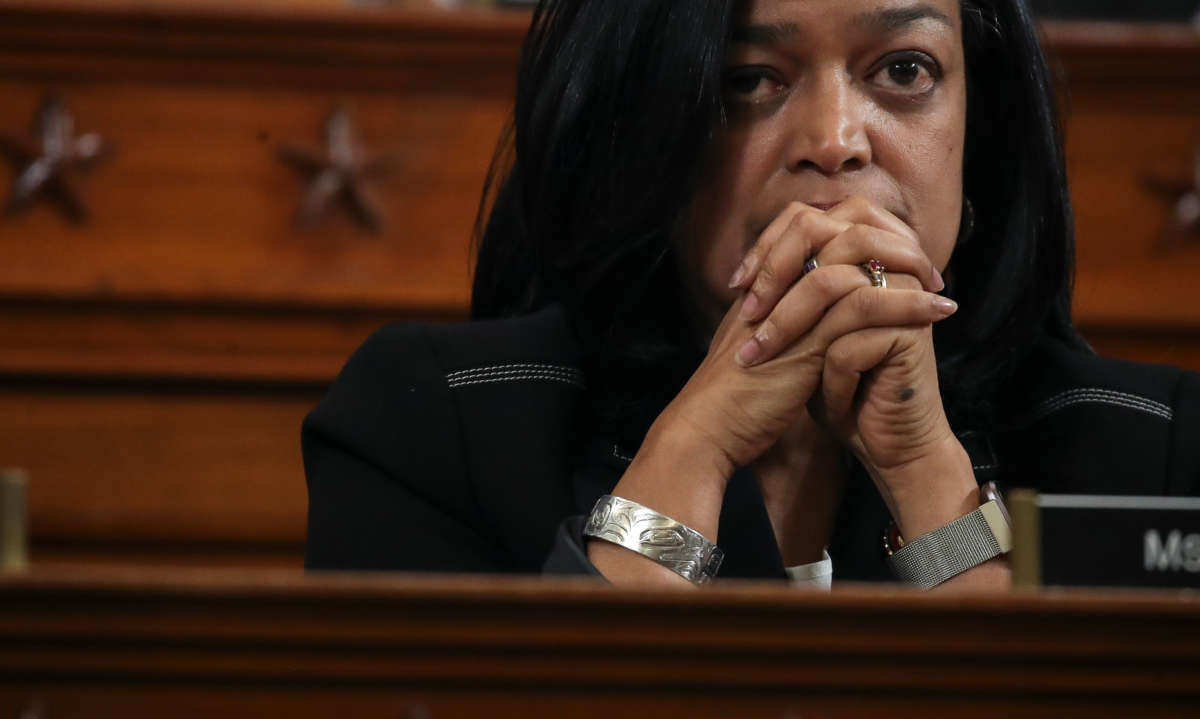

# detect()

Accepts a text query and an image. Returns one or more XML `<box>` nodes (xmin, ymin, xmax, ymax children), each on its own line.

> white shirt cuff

<box><xmin>785</xmin><ymin>549</ymin><xmax>833</xmax><ymax>590</ymax></box>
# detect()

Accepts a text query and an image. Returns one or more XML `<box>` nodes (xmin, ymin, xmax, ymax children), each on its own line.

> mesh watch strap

<box><xmin>886</xmin><ymin>504</ymin><xmax>1005</xmax><ymax>590</ymax></box>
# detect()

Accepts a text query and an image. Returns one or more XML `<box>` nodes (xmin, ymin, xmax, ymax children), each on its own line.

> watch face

<box><xmin>981</xmin><ymin>481</ymin><xmax>1011</xmax><ymax>526</ymax></box>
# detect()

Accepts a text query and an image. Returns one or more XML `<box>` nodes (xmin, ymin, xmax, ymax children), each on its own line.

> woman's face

<box><xmin>679</xmin><ymin>0</ymin><xmax>967</xmax><ymax>328</ymax></box>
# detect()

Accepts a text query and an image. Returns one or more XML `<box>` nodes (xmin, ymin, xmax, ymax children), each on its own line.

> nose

<box><xmin>785</xmin><ymin>71</ymin><xmax>872</xmax><ymax>175</ymax></box>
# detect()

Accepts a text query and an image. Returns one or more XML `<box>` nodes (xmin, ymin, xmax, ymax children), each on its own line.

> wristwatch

<box><xmin>883</xmin><ymin>481</ymin><xmax>1013</xmax><ymax>589</ymax></box>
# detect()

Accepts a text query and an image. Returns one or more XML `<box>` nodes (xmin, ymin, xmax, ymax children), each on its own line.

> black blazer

<box><xmin>302</xmin><ymin>305</ymin><xmax>1200</xmax><ymax>581</ymax></box>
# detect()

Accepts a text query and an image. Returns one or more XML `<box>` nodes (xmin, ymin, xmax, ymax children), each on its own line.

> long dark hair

<box><xmin>472</xmin><ymin>0</ymin><xmax>1086</xmax><ymax>442</ymax></box>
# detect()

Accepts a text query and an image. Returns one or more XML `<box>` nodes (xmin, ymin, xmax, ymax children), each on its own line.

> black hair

<box><xmin>472</xmin><ymin>0</ymin><xmax>1087</xmax><ymax>442</ymax></box>
<box><xmin>941</xmin><ymin>0</ymin><xmax>1089</xmax><ymax>426</ymax></box>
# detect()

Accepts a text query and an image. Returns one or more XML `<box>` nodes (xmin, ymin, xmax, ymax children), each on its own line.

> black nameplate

<box><xmin>1010</xmin><ymin>492</ymin><xmax>1200</xmax><ymax>588</ymax></box>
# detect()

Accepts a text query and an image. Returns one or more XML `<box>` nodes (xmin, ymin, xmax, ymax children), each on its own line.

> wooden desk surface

<box><xmin>1</xmin><ymin>567</ymin><xmax>1199</xmax><ymax>717</ymax></box>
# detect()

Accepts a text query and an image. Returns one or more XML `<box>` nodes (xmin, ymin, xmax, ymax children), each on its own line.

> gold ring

<box><xmin>864</xmin><ymin>259</ymin><xmax>887</xmax><ymax>289</ymax></box>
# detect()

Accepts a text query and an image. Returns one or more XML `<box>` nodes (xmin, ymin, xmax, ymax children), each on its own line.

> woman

<box><xmin>303</xmin><ymin>0</ymin><xmax>1200</xmax><ymax>588</ymax></box>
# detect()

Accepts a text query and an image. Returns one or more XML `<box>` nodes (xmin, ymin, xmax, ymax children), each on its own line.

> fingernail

<box><xmin>932</xmin><ymin>296</ymin><xmax>958</xmax><ymax>317</ymax></box>
<box><xmin>739</xmin><ymin>292</ymin><xmax>760</xmax><ymax>321</ymax></box>
<box><xmin>736</xmin><ymin>336</ymin><xmax>764</xmax><ymax>367</ymax></box>
<box><xmin>932</xmin><ymin>267</ymin><xmax>946</xmax><ymax>292</ymax></box>
<box><xmin>728</xmin><ymin>261</ymin><xmax>749</xmax><ymax>288</ymax></box>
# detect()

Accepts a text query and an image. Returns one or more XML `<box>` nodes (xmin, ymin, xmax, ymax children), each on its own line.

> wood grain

<box><xmin>0</xmin><ymin>85</ymin><xmax>500</xmax><ymax>311</ymax></box>
<box><xmin>0</xmin><ymin>385</ymin><xmax>318</xmax><ymax>546</ymax></box>
<box><xmin>0</xmin><ymin>569</ymin><xmax>1198</xmax><ymax>717</ymax></box>
<box><xmin>0</xmin><ymin>302</ymin><xmax>422</xmax><ymax>383</ymax></box>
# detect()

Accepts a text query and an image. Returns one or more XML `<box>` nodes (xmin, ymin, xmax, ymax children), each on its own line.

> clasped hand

<box><xmin>656</xmin><ymin>196</ymin><xmax>976</xmax><ymax>537</ymax></box>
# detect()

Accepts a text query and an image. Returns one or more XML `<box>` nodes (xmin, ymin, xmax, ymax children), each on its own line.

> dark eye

<box><xmin>868</xmin><ymin>52</ymin><xmax>939</xmax><ymax>95</ymax></box>
<box><xmin>887</xmin><ymin>60</ymin><xmax>921</xmax><ymax>86</ymax></box>
<box><xmin>723</xmin><ymin>67</ymin><xmax>785</xmax><ymax>103</ymax></box>
<box><xmin>728</xmin><ymin>72</ymin><xmax>764</xmax><ymax>95</ymax></box>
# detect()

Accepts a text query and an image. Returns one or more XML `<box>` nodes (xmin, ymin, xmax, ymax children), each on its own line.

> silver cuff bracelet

<box><xmin>583</xmin><ymin>495</ymin><xmax>724</xmax><ymax>584</ymax></box>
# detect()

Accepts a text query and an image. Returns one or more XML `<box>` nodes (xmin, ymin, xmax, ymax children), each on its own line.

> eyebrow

<box><xmin>730</xmin><ymin>4</ymin><xmax>953</xmax><ymax>45</ymax></box>
<box><xmin>852</xmin><ymin>4</ymin><xmax>954</xmax><ymax>33</ymax></box>
<box><xmin>729</xmin><ymin>21</ymin><xmax>800</xmax><ymax>46</ymax></box>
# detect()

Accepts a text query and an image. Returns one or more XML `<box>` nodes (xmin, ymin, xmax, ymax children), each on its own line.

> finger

<box><xmin>709</xmin><ymin>289</ymin><xmax>759</xmax><ymax>353</ymax></box>
<box><xmin>736</xmin><ymin>266</ymin><xmax>951</xmax><ymax>367</ymax></box>
<box><xmin>743</xmin><ymin>223</ymin><xmax>933</xmax><ymax>323</ymax></box>
<box><xmin>820</xmin><ymin>327</ymin><xmax>903</xmax><ymax>426</ymax></box>
<box><xmin>740</xmin><ymin>210</ymin><xmax>853</xmax><ymax>321</ymax></box>
<box><xmin>728</xmin><ymin>202</ymin><xmax>845</xmax><ymax>290</ymax></box>
<box><xmin>826</xmin><ymin>196</ymin><xmax>919</xmax><ymax>248</ymax></box>
<box><xmin>809</xmin><ymin>224</ymin><xmax>940</xmax><ymax>293</ymax></box>
<box><xmin>826</xmin><ymin>196</ymin><xmax>943</xmax><ymax>291</ymax></box>
<box><xmin>738</xmin><ymin>264</ymin><xmax>868</xmax><ymax>366</ymax></box>
<box><xmin>807</xmin><ymin>283</ymin><xmax>953</xmax><ymax>360</ymax></box>
<box><xmin>872</xmin><ymin>267</ymin><xmax>922</xmax><ymax>292</ymax></box>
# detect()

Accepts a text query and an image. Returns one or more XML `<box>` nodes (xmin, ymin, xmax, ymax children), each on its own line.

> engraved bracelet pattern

<box><xmin>583</xmin><ymin>495</ymin><xmax>724</xmax><ymax>584</ymax></box>
<box><xmin>886</xmin><ymin>508</ymin><xmax>1002</xmax><ymax>590</ymax></box>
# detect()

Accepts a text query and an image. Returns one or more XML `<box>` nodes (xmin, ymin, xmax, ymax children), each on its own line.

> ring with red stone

<box><xmin>863</xmin><ymin>259</ymin><xmax>887</xmax><ymax>289</ymax></box>
<box><xmin>802</xmin><ymin>256</ymin><xmax>820</xmax><ymax>276</ymax></box>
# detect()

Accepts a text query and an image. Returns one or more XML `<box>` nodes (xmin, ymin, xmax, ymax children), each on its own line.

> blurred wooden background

<box><xmin>0</xmin><ymin>1</ymin><xmax>1197</xmax><ymax>569</ymax></box>
<box><xmin>4</xmin><ymin>568</ymin><xmax>1200</xmax><ymax>718</ymax></box>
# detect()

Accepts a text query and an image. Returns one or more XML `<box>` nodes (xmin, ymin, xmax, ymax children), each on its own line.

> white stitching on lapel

<box><xmin>612</xmin><ymin>445</ymin><xmax>635</xmax><ymax>463</ymax></box>
<box><xmin>446</xmin><ymin>363</ymin><xmax>581</xmax><ymax>381</ymax></box>
<box><xmin>445</xmin><ymin>363</ymin><xmax>585</xmax><ymax>389</ymax></box>
<box><xmin>1030</xmin><ymin>388</ymin><xmax>1173</xmax><ymax>422</ymax></box>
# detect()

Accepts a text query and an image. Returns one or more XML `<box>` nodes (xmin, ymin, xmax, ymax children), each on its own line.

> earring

<box><xmin>957</xmin><ymin>197</ymin><xmax>975</xmax><ymax>246</ymax></box>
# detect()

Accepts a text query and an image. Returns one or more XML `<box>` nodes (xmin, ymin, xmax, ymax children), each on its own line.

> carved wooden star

<box><xmin>277</xmin><ymin>104</ymin><xmax>400</xmax><ymax>233</ymax></box>
<box><xmin>0</xmin><ymin>95</ymin><xmax>109</xmax><ymax>223</ymax></box>
<box><xmin>1145</xmin><ymin>145</ymin><xmax>1200</xmax><ymax>249</ymax></box>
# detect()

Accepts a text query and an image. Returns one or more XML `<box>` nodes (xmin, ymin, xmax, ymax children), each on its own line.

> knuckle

<box><xmin>807</xmin><ymin>267</ymin><xmax>839</xmax><ymax>299</ymax></box>
<box><xmin>826</xmin><ymin>340</ymin><xmax>854</xmax><ymax>368</ymax></box>
<box><xmin>899</xmin><ymin>236</ymin><xmax>928</xmax><ymax>264</ymax></box>
<box><xmin>786</xmin><ymin>213</ymin><xmax>806</xmax><ymax>238</ymax></box>
<box><xmin>756</xmin><ymin>258</ymin><xmax>778</xmax><ymax>286</ymax></box>
<box><xmin>843</xmin><ymin>195</ymin><xmax>873</xmax><ymax>213</ymax></box>
<box><xmin>896</xmin><ymin>243</ymin><xmax>923</xmax><ymax>267</ymax></box>
<box><xmin>923</xmin><ymin>258</ymin><xmax>936</xmax><ymax>279</ymax></box>
<box><xmin>844</xmin><ymin>223</ymin><xmax>874</xmax><ymax>251</ymax></box>
<box><xmin>792</xmin><ymin>209</ymin><xmax>820</xmax><ymax>234</ymax></box>
<box><xmin>918</xmin><ymin>252</ymin><xmax>936</xmax><ymax>277</ymax></box>
<box><xmin>853</xmin><ymin>286</ymin><xmax>882</xmax><ymax>315</ymax></box>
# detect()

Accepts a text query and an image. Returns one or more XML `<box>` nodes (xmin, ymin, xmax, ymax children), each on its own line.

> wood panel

<box><xmin>0</xmin><ymin>302</ymin><xmax>424</xmax><ymax>383</ymax></box>
<box><xmin>0</xmin><ymin>569</ymin><xmax>1198</xmax><ymax>717</ymax></box>
<box><xmin>0</xmin><ymin>1</ymin><xmax>531</xmax><ymax>567</ymax></box>
<box><xmin>0</xmin><ymin>86</ymin><xmax>499</xmax><ymax>310</ymax></box>
<box><xmin>0</xmin><ymin>0</ymin><xmax>526</xmax><ymax>319</ymax></box>
<box><xmin>0</xmin><ymin>384</ymin><xmax>318</xmax><ymax>561</ymax></box>
<box><xmin>1065</xmin><ymin>86</ymin><xmax>1200</xmax><ymax>329</ymax></box>
<box><xmin>0</xmin><ymin>0</ymin><xmax>522</xmax><ymax>390</ymax></box>
<box><xmin>6</xmin><ymin>689</ymin><xmax>1188</xmax><ymax>719</ymax></box>
<box><xmin>1046</xmin><ymin>23</ymin><xmax>1200</xmax><ymax>353</ymax></box>
<box><xmin>1085</xmin><ymin>330</ymin><xmax>1200</xmax><ymax>373</ymax></box>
